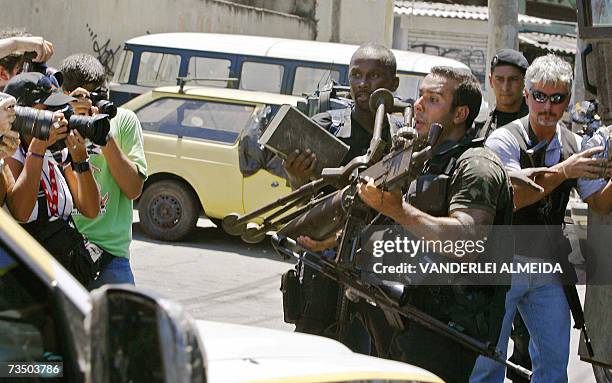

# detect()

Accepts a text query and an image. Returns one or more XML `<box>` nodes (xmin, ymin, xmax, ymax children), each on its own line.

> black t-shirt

<box><xmin>494</xmin><ymin>101</ymin><xmax>529</xmax><ymax>128</ymax></box>
<box><xmin>473</xmin><ymin>100</ymin><xmax>529</xmax><ymax>139</ymax></box>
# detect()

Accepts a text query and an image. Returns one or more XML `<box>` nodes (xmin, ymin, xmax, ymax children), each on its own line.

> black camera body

<box><xmin>21</xmin><ymin>52</ymin><xmax>63</xmax><ymax>87</ymax></box>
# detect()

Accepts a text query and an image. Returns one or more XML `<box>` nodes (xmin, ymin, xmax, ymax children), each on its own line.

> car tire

<box><xmin>139</xmin><ymin>180</ymin><xmax>199</xmax><ymax>241</ymax></box>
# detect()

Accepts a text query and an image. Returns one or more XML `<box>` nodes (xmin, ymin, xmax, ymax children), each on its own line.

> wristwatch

<box><xmin>72</xmin><ymin>159</ymin><xmax>91</xmax><ymax>173</ymax></box>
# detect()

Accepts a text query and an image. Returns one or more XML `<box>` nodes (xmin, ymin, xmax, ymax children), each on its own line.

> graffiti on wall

<box><xmin>411</xmin><ymin>43</ymin><xmax>486</xmax><ymax>83</ymax></box>
<box><xmin>86</xmin><ymin>24</ymin><xmax>121</xmax><ymax>76</ymax></box>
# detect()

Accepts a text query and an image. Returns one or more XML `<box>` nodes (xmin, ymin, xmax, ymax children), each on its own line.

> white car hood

<box><xmin>195</xmin><ymin>320</ymin><xmax>443</xmax><ymax>383</ymax></box>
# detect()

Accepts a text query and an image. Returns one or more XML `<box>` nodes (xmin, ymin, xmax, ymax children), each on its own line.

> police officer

<box><xmin>475</xmin><ymin>49</ymin><xmax>529</xmax><ymax>139</ymax></box>
<box><xmin>358</xmin><ymin>66</ymin><xmax>514</xmax><ymax>382</ymax></box>
<box><xmin>283</xmin><ymin>43</ymin><xmax>401</xmax><ymax>352</ymax></box>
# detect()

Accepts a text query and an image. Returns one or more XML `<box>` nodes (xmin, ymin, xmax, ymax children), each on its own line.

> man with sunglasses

<box><xmin>58</xmin><ymin>53</ymin><xmax>147</xmax><ymax>290</ymax></box>
<box><xmin>471</xmin><ymin>54</ymin><xmax>607</xmax><ymax>383</ymax></box>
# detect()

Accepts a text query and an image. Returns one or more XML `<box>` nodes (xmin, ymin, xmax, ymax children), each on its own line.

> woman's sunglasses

<box><xmin>529</xmin><ymin>89</ymin><xmax>568</xmax><ymax>105</ymax></box>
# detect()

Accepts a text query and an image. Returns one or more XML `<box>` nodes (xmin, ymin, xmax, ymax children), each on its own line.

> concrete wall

<box><xmin>0</xmin><ymin>0</ymin><xmax>315</xmax><ymax>73</ymax></box>
<box><xmin>316</xmin><ymin>0</ymin><xmax>394</xmax><ymax>46</ymax></box>
<box><xmin>393</xmin><ymin>15</ymin><xmax>489</xmax><ymax>83</ymax></box>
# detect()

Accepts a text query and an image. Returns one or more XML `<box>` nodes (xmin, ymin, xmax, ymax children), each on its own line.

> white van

<box><xmin>110</xmin><ymin>32</ymin><xmax>471</xmax><ymax>105</ymax></box>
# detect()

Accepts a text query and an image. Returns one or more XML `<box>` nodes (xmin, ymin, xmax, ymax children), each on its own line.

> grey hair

<box><xmin>525</xmin><ymin>54</ymin><xmax>573</xmax><ymax>92</ymax></box>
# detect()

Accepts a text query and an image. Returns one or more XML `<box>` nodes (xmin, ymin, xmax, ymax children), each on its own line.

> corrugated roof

<box><xmin>519</xmin><ymin>32</ymin><xmax>577</xmax><ymax>54</ymax></box>
<box><xmin>395</xmin><ymin>1</ymin><xmax>569</xmax><ymax>26</ymax></box>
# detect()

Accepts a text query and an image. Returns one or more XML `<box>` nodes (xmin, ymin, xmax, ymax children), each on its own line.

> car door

<box><xmin>136</xmin><ymin>96</ymin><xmax>247</xmax><ymax>218</ymax></box>
<box><xmin>0</xmin><ymin>213</ymin><xmax>89</xmax><ymax>381</ymax></box>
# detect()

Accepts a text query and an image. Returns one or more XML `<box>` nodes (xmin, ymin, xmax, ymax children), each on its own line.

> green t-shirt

<box><xmin>73</xmin><ymin>108</ymin><xmax>147</xmax><ymax>258</ymax></box>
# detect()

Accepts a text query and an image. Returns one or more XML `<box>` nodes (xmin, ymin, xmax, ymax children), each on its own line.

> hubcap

<box><xmin>149</xmin><ymin>194</ymin><xmax>182</xmax><ymax>229</ymax></box>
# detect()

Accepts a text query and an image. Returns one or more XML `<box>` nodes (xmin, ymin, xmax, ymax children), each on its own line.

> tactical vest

<box><xmin>503</xmin><ymin>115</ymin><xmax>578</xmax><ymax>263</ymax></box>
<box><xmin>402</xmin><ymin>137</ymin><xmax>511</xmax><ymax>343</ymax></box>
<box><xmin>407</xmin><ymin>137</ymin><xmax>485</xmax><ymax>217</ymax></box>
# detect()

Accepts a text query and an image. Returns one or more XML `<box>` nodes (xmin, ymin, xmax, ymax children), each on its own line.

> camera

<box><xmin>89</xmin><ymin>90</ymin><xmax>116</xmax><ymax>119</ymax></box>
<box><xmin>11</xmin><ymin>105</ymin><xmax>110</xmax><ymax>152</ymax></box>
<box><xmin>21</xmin><ymin>51</ymin><xmax>63</xmax><ymax>88</ymax></box>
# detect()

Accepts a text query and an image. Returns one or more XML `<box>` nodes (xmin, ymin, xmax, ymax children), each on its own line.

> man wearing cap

<box><xmin>3</xmin><ymin>72</ymin><xmax>100</xmax><ymax>270</ymax></box>
<box><xmin>475</xmin><ymin>49</ymin><xmax>529</xmax><ymax>140</ymax></box>
<box><xmin>470</xmin><ymin>54</ymin><xmax>607</xmax><ymax>383</ymax></box>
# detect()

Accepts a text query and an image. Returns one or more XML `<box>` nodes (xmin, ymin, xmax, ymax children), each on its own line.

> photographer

<box><xmin>3</xmin><ymin>72</ymin><xmax>101</xmax><ymax>285</ymax></box>
<box><xmin>0</xmin><ymin>28</ymin><xmax>54</xmax><ymax>90</ymax></box>
<box><xmin>0</xmin><ymin>94</ymin><xmax>19</xmax><ymax>205</ymax></box>
<box><xmin>59</xmin><ymin>53</ymin><xmax>147</xmax><ymax>289</ymax></box>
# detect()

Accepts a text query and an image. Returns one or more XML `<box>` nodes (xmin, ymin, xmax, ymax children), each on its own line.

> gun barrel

<box><xmin>278</xmin><ymin>187</ymin><xmax>348</xmax><ymax>241</ymax></box>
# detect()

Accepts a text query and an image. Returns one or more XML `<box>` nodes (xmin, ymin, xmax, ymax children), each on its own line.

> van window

<box><xmin>292</xmin><ymin>67</ymin><xmax>340</xmax><ymax>96</ymax></box>
<box><xmin>113</xmin><ymin>49</ymin><xmax>133</xmax><ymax>84</ymax></box>
<box><xmin>396</xmin><ymin>74</ymin><xmax>423</xmax><ymax>100</ymax></box>
<box><xmin>137</xmin><ymin>52</ymin><xmax>181</xmax><ymax>87</ymax></box>
<box><xmin>187</xmin><ymin>57</ymin><xmax>232</xmax><ymax>87</ymax></box>
<box><xmin>135</xmin><ymin>98</ymin><xmax>255</xmax><ymax>144</ymax></box>
<box><xmin>240</xmin><ymin>62</ymin><xmax>283</xmax><ymax>93</ymax></box>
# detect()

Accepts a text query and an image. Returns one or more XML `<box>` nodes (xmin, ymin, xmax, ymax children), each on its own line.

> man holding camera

<box><xmin>2</xmin><ymin>73</ymin><xmax>101</xmax><ymax>287</ymax></box>
<box><xmin>357</xmin><ymin>66</ymin><xmax>513</xmax><ymax>382</ymax></box>
<box><xmin>59</xmin><ymin>53</ymin><xmax>147</xmax><ymax>289</ymax></box>
<box><xmin>0</xmin><ymin>29</ymin><xmax>54</xmax><ymax>91</ymax></box>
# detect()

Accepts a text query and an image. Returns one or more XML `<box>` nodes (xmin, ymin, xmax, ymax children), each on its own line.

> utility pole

<box><xmin>485</xmin><ymin>0</ymin><xmax>520</xmax><ymax>104</ymax></box>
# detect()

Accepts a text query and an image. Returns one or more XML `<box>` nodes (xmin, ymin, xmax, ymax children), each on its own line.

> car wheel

<box><xmin>139</xmin><ymin>180</ymin><xmax>199</xmax><ymax>241</ymax></box>
<box><xmin>594</xmin><ymin>365</ymin><xmax>612</xmax><ymax>383</ymax></box>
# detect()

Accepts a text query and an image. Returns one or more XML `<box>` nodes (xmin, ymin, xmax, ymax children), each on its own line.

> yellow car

<box><xmin>122</xmin><ymin>86</ymin><xmax>303</xmax><ymax>241</ymax></box>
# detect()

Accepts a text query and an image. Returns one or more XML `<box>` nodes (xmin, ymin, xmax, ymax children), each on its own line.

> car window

<box><xmin>135</xmin><ymin>97</ymin><xmax>256</xmax><ymax>144</ymax></box>
<box><xmin>180</xmin><ymin>100</ymin><xmax>255</xmax><ymax>143</ymax></box>
<box><xmin>240</xmin><ymin>62</ymin><xmax>284</xmax><ymax>93</ymax></box>
<box><xmin>137</xmin><ymin>52</ymin><xmax>181</xmax><ymax>87</ymax></box>
<box><xmin>187</xmin><ymin>57</ymin><xmax>232</xmax><ymax>87</ymax></box>
<box><xmin>112</xmin><ymin>49</ymin><xmax>133</xmax><ymax>84</ymax></box>
<box><xmin>136</xmin><ymin>98</ymin><xmax>186</xmax><ymax>135</ymax></box>
<box><xmin>0</xmin><ymin>248</ymin><xmax>64</xmax><ymax>364</ymax></box>
<box><xmin>292</xmin><ymin>67</ymin><xmax>340</xmax><ymax>96</ymax></box>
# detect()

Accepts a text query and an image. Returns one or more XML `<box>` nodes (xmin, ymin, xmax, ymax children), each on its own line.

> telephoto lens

<box><xmin>45</xmin><ymin>106</ymin><xmax>111</xmax><ymax>152</ymax></box>
<box><xmin>68</xmin><ymin>113</ymin><xmax>110</xmax><ymax>145</ymax></box>
<box><xmin>12</xmin><ymin>106</ymin><xmax>55</xmax><ymax>140</ymax></box>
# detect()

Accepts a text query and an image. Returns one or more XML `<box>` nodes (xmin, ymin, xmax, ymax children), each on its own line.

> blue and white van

<box><xmin>109</xmin><ymin>32</ymin><xmax>470</xmax><ymax>105</ymax></box>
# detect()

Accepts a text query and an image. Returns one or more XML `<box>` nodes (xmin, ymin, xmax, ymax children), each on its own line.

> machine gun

<box><xmin>222</xmin><ymin>88</ymin><xmax>420</xmax><ymax>243</ymax></box>
<box><xmin>270</xmin><ymin>234</ymin><xmax>533</xmax><ymax>381</ymax></box>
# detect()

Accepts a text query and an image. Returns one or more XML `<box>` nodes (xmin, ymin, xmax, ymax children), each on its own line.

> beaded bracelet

<box><xmin>27</xmin><ymin>151</ymin><xmax>45</xmax><ymax>159</ymax></box>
